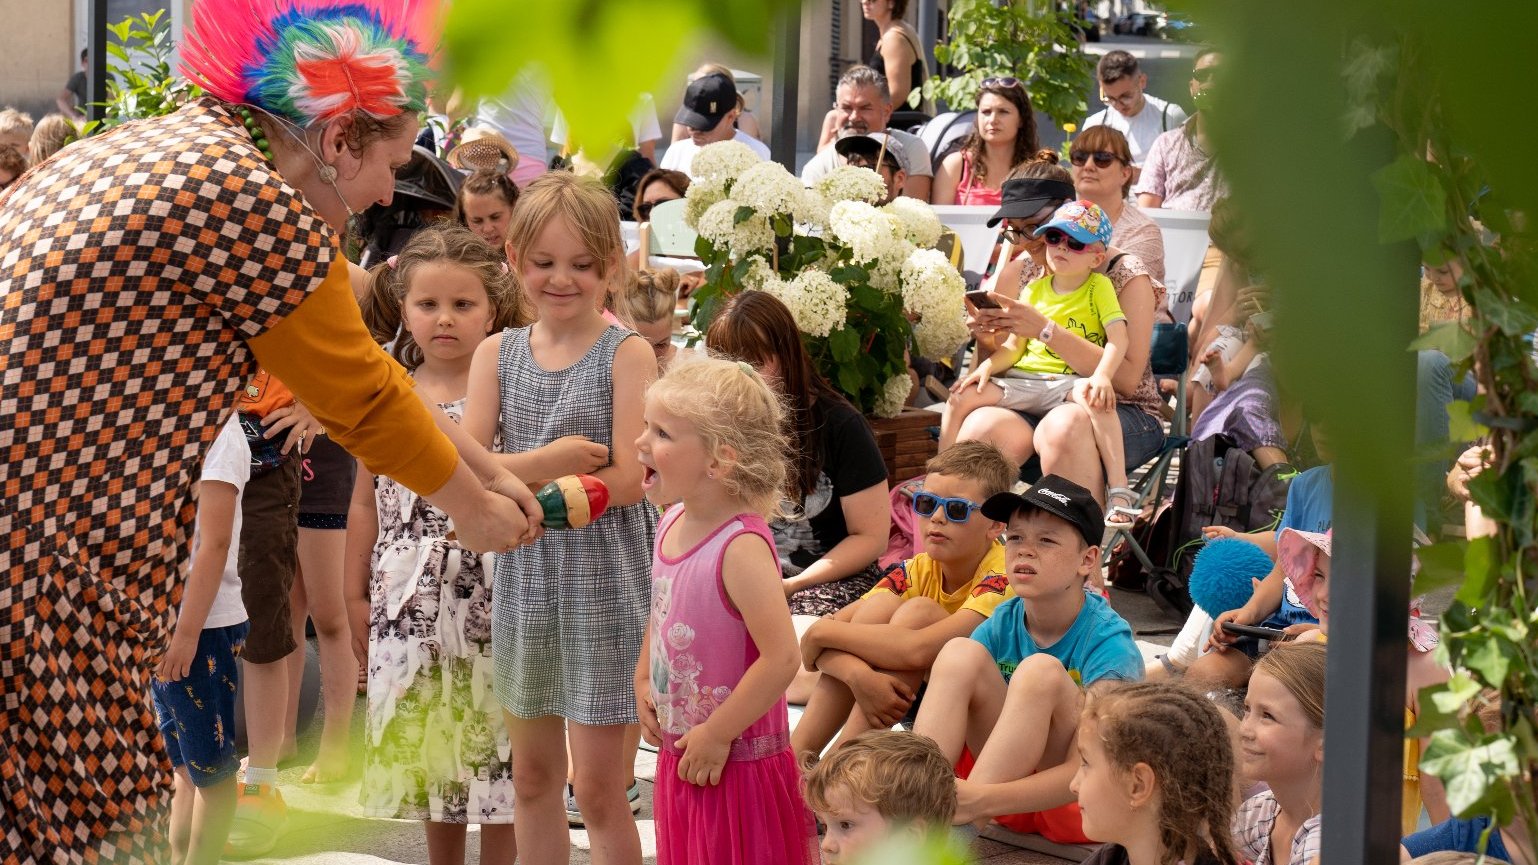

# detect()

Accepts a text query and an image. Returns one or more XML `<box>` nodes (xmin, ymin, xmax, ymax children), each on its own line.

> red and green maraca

<box><xmin>535</xmin><ymin>474</ymin><xmax>610</xmax><ymax>529</ymax></box>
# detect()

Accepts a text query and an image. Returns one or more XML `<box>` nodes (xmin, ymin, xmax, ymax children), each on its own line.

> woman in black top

<box><xmin>705</xmin><ymin>291</ymin><xmax>891</xmax><ymax>618</ymax></box>
<box><xmin>863</xmin><ymin>0</ymin><xmax>926</xmax><ymax>111</ymax></box>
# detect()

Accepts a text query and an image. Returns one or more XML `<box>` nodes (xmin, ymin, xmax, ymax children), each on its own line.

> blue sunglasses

<box><xmin>912</xmin><ymin>492</ymin><xmax>982</xmax><ymax>523</ymax></box>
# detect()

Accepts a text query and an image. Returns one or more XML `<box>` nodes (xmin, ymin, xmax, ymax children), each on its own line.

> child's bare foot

<box><xmin>300</xmin><ymin>750</ymin><xmax>349</xmax><ymax>784</ymax></box>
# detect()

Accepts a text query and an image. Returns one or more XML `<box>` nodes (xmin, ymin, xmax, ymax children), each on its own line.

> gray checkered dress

<box><xmin>491</xmin><ymin>325</ymin><xmax>657</xmax><ymax>725</ymax></box>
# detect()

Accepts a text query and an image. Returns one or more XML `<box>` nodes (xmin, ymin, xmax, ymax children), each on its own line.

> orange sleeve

<box><xmin>246</xmin><ymin>259</ymin><xmax>459</xmax><ymax>496</ymax></box>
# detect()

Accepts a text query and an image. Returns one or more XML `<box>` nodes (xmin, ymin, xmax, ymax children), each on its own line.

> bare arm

<box><xmin>343</xmin><ymin>462</ymin><xmax>377</xmax><ymax>666</ymax></box>
<box><xmin>1091</xmin><ymin>319</ymin><xmax>1130</xmax><ymax>383</ymax></box>
<box><xmin>809</xmin><ymin>610</ymin><xmax>988</xmax><ymax>673</ymax></box>
<box><xmin>155</xmin><ymin>481</ymin><xmax>238</xmax><ymax>681</ymax></box>
<box><xmin>962</xmin><ymin>759</ymin><xmax>1079</xmax><ymax>820</ymax></box>
<box><xmin>783</xmin><ymin>482</ymin><xmax>891</xmax><ymax>594</ymax></box>
<box><xmin>931</xmin><ymin>152</ymin><xmax>962</xmax><ymax>205</ymax></box>
<box><xmin>589</xmin><ymin>336</ymin><xmax>656</xmax><ymax>508</ymax></box>
<box><xmin>976</xmin><ymin>275</ymin><xmax>1154</xmax><ymax>397</ymax></box>
<box><xmin>878</xmin><ymin>30</ymin><xmax>918</xmax><ymax>110</ymax></box>
<box><xmin>1136</xmin><ymin>192</ymin><xmax>1165</xmax><ymax>209</ymax></box>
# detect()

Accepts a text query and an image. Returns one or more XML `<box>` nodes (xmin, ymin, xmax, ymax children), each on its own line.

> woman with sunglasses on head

<box><xmin>1069</xmin><ymin>126</ymin><xmax>1165</xmax><ymax>285</ymax></box>
<box><xmin>932</xmin><ymin>78</ymin><xmax>1040</xmax><ymax>206</ymax></box>
<box><xmin>956</xmin><ymin>156</ymin><xmax>1166</xmax><ymax>553</ymax></box>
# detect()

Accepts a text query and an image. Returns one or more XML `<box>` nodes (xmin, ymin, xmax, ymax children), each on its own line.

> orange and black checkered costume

<box><xmin>0</xmin><ymin>99</ymin><xmax>458</xmax><ymax>864</ymax></box>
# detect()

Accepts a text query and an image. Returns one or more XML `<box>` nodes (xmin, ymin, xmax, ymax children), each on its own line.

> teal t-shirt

<box><xmin>969</xmin><ymin>591</ymin><xmax>1143</xmax><ymax>685</ymax></box>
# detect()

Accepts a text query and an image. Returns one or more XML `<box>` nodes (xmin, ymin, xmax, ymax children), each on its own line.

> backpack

<box><xmin>1134</xmin><ymin>434</ymin><xmax>1294</xmax><ymax>617</ymax></box>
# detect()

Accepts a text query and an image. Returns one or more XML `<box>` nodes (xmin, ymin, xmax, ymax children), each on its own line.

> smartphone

<box><xmin>1221</xmin><ymin>622</ymin><xmax>1289</xmax><ymax>642</ymax></box>
<box><xmin>965</xmin><ymin>289</ymin><xmax>1001</xmax><ymax>309</ymax></box>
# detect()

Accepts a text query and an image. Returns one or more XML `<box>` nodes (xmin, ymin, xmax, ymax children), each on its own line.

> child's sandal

<box><xmin>1105</xmin><ymin>486</ymin><xmax>1140</xmax><ymax>528</ymax></box>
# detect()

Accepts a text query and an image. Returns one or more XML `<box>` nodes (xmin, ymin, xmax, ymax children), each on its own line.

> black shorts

<box><xmin>298</xmin><ymin>434</ymin><xmax>355</xmax><ymax>527</ymax></box>
<box><xmin>238</xmin><ymin>454</ymin><xmax>301</xmax><ymax>664</ymax></box>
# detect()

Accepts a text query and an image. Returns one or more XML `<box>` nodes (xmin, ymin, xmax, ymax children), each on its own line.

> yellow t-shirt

<box><xmin>862</xmin><ymin>541</ymin><xmax>1010</xmax><ymax>618</ymax></box>
<box><xmin>1014</xmin><ymin>271</ymin><xmax>1125</xmax><ymax>375</ymax></box>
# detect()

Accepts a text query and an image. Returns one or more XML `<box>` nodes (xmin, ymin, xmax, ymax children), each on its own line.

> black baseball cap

<box><xmin>980</xmin><ymin>474</ymin><xmax>1103</xmax><ymax>548</ymax></box>
<box><xmin>986</xmin><ymin>177</ymin><xmax>1078</xmax><ymax>227</ymax></box>
<box><xmin>675</xmin><ymin>73</ymin><xmax>738</xmax><ymax>132</ymax></box>
<box><xmin>834</xmin><ymin>132</ymin><xmax>904</xmax><ymax>172</ymax></box>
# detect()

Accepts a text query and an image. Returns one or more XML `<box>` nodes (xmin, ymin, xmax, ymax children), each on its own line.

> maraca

<box><xmin>535</xmin><ymin>474</ymin><xmax>610</xmax><ymax>529</ymax></box>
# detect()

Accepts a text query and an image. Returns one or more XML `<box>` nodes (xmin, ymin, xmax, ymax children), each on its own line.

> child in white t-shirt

<box><xmin>151</xmin><ymin>416</ymin><xmax>251</xmax><ymax>865</ymax></box>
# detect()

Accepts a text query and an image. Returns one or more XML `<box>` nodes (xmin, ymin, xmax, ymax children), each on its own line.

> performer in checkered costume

<box><xmin>0</xmin><ymin>2</ymin><xmax>542</xmax><ymax>862</ymax></box>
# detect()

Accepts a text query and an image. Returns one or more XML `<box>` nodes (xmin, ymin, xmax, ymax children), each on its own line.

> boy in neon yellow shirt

<box><xmin>791</xmin><ymin>442</ymin><xmax>1017</xmax><ymax>761</ymax></box>
<box><xmin>940</xmin><ymin>199</ymin><xmax>1133</xmax><ymax>527</ymax></box>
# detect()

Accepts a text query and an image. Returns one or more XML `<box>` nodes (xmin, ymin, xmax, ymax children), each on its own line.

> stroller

<box><xmin>356</xmin><ymin>144</ymin><xmax>464</xmax><ymax>268</ymax></box>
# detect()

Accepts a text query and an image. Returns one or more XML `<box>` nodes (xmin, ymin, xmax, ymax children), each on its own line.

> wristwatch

<box><xmin>1038</xmin><ymin>321</ymin><xmax>1057</xmax><ymax>343</ymax></box>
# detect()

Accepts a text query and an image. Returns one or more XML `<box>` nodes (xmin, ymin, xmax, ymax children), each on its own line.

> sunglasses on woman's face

<box><xmin>981</xmin><ymin>76</ymin><xmax>1024</xmax><ymax>90</ymax></box>
<box><xmin>912</xmin><ymin>492</ymin><xmax>983</xmax><ymax>523</ymax></box>
<box><xmin>1041</xmin><ymin>228</ymin><xmax>1090</xmax><ymax>252</ymax></box>
<box><xmin>635</xmin><ymin>198</ymin><xmax>677</xmax><ymax>220</ymax></box>
<box><xmin>1070</xmin><ymin>150</ymin><xmax>1119</xmax><ymax>169</ymax></box>
<box><xmin>1191</xmin><ymin>66</ymin><xmax>1217</xmax><ymax>84</ymax></box>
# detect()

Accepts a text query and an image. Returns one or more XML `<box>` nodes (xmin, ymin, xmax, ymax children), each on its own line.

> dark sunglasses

<box><xmin>981</xmin><ymin>76</ymin><xmax>1024</xmax><ymax>90</ymax></box>
<box><xmin>1070</xmin><ymin>150</ymin><xmax>1119</xmax><ymax>168</ymax></box>
<box><xmin>1041</xmin><ymin>228</ymin><xmax>1089</xmax><ymax>252</ymax></box>
<box><xmin>636</xmin><ymin>199</ymin><xmax>677</xmax><ymax>220</ymax></box>
<box><xmin>912</xmin><ymin>492</ymin><xmax>982</xmax><ymax>523</ymax></box>
<box><xmin>1191</xmin><ymin>66</ymin><xmax>1217</xmax><ymax>84</ymax></box>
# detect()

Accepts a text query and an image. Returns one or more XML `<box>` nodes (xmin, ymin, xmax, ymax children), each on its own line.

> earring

<box><xmin>707</xmin><ymin>470</ymin><xmax>715</xmax><ymax>480</ymax></box>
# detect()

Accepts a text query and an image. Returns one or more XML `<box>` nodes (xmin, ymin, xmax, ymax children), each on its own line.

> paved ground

<box><xmin>240</xmin><ymin>586</ymin><xmax>1180</xmax><ymax>865</ymax></box>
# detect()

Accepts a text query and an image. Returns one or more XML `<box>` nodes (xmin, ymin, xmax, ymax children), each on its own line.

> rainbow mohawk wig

<box><xmin>181</xmin><ymin>0</ymin><xmax>435</xmax><ymax>126</ymax></box>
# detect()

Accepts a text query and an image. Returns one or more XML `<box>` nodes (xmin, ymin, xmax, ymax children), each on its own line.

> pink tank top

<box><xmin>955</xmin><ymin>150</ymin><xmax>1004</xmax><ymax>206</ymax></box>
<box><xmin>647</xmin><ymin>507</ymin><xmax>791</xmax><ymax>761</ymax></box>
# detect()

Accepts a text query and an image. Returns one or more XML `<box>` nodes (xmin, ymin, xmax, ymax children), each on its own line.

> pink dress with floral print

<box><xmin>648</xmin><ymin>507</ymin><xmax>817</xmax><ymax>865</ymax></box>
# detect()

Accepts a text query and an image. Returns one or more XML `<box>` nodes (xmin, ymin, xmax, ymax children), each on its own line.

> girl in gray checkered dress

<box><xmin>463</xmin><ymin>172</ymin><xmax>657</xmax><ymax>857</ymax></box>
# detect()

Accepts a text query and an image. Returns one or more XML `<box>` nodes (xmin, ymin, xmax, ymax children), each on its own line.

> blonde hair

<box><xmin>803</xmin><ymin>731</ymin><xmax>956</xmax><ymax>830</ymax></box>
<box><xmin>1254</xmin><ymin>641</ymin><xmax>1327</xmax><ymax>730</ymax></box>
<box><xmin>646</xmin><ymin>354</ymin><xmax>789</xmax><ymax>518</ymax></box>
<box><xmin>0</xmin><ymin>108</ymin><xmax>34</xmax><ymax>141</ymax></box>
<box><xmin>358</xmin><ymin>223</ymin><xmax>531</xmax><ymax>370</ymax></box>
<box><xmin>925</xmin><ymin>441</ymin><xmax>1016</xmax><ymax>499</ymax></box>
<box><xmin>620</xmin><ymin>269</ymin><xmax>680</xmax><ymax>327</ymax></box>
<box><xmin>505</xmin><ymin>171</ymin><xmax>626</xmax><ymax>295</ymax></box>
<box><xmin>28</xmin><ymin>113</ymin><xmax>76</xmax><ymax>166</ymax></box>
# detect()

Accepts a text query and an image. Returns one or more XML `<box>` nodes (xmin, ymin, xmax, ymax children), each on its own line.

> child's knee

<box><xmin>932</xmin><ymin>637</ymin><xmax>994</xmax><ymax>679</ymax></box>
<box><xmin>1008</xmin><ymin>653</ymin><xmax>1077</xmax><ymax>696</ymax></box>
<box><xmin>890</xmin><ymin>596</ymin><xmax>947</xmax><ymax>629</ymax></box>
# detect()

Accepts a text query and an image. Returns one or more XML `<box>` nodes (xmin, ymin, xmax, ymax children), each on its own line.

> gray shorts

<box><xmin>995</xmin><ymin>371</ymin><xmax>1080</xmax><ymax>415</ymax></box>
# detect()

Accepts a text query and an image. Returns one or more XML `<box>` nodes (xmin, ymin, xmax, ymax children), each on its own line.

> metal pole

<box><xmin>1318</xmin><ymin>126</ymin><xmax>1419</xmax><ymax>865</ymax></box>
<box><xmin>770</xmin><ymin>4</ymin><xmax>801</xmax><ymax>168</ymax></box>
<box><xmin>87</xmin><ymin>0</ymin><xmax>108</xmax><ymax>124</ymax></box>
<box><xmin>916</xmin><ymin>0</ymin><xmax>940</xmax><ymax>79</ymax></box>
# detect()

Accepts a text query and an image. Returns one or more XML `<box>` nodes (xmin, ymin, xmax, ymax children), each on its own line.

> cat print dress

<box><xmin>359</xmin><ymin>399</ymin><xmax>514</xmax><ymax>824</ymax></box>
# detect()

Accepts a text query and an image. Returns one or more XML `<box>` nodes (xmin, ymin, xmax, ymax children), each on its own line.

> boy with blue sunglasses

<box><xmin>791</xmin><ymin>442</ymin><xmax>1016</xmax><ymax>762</ymax></box>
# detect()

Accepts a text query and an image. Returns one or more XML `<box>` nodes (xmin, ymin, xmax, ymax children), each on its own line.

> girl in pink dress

<box><xmin>634</xmin><ymin>356</ymin><xmax>818</xmax><ymax>865</ymax></box>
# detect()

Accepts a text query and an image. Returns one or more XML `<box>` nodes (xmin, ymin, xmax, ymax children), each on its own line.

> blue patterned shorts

<box><xmin>151</xmin><ymin>621</ymin><xmax>249</xmax><ymax>788</ymax></box>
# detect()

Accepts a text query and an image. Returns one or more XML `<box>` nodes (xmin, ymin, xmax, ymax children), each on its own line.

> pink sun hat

<box><xmin>1278</xmin><ymin>527</ymin><xmax>1438</xmax><ymax>652</ymax></box>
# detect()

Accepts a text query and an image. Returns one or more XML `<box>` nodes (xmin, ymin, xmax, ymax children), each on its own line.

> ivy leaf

<box><xmin>1420</xmin><ymin>729</ymin><xmax>1519</xmax><ymax>818</ymax></box>
<box><xmin>1431</xmin><ymin>672</ymin><xmax>1482</xmax><ymax>715</ymax></box>
<box><xmin>1454</xmin><ymin>536</ymin><xmax>1498</xmax><ymax>607</ymax></box>
<box><xmin>1371</xmin><ymin>154</ymin><xmax>1448</xmax><ymax>243</ymax></box>
<box><xmin>1408</xmin><ymin>322</ymin><xmax>1477</xmax><ymax>362</ymax></box>
<box><xmin>1464</xmin><ymin>635</ymin><xmax>1512</xmax><ymax>689</ymax></box>
<box><xmin>1471</xmin><ymin>287</ymin><xmax>1538</xmax><ymax>336</ymax></box>
<box><xmin>1447</xmin><ymin>400</ymin><xmax>1491</xmax><ymax>443</ymax></box>
<box><xmin>1412</xmin><ymin>540</ymin><xmax>1467</xmax><ymax>596</ymax></box>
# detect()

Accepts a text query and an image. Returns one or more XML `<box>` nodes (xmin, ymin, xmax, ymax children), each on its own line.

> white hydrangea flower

<box><xmin>827</xmin><ymin>201</ymin><xmax>907</xmax><ymax>269</ymax></box>
<box><xmin>690</xmin><ymin>140</ymin><xmax>762</xmax><ymax>188</ymax></box>
<box><xmin>739</xmin><ymin>255</ymin><xmax>779</xmax><ymax>291</ymax></box>
<box><xmin>872</xmin><ymin>372</ymin><xmax>914</xmax><ymax>418</ymax></box>
<box><xmin>913</xmin><ymin>312</ymin><xmax>971</xmax><ymax>361</ymax></box>
<box><xmin>760</xmin><ymin>269</ymin><xmax>849</xmax><ymax>339</ymax></box>
<box><xmin>795</xmin><ymin>186</ymin><xmax>833</xmax><ymax>228</ymax></box>
<box><xmin>683</xmin><ymin>179</ymin><xmax>726</xmax><ymax>229</ymax></box>
<box><xmin>883</xmin><ymin>196</ymin><xmax>944</xmax><ymax>248</ymax></box>
<box><xmin>814</xmin><ymin>165</ymin><xmax>888</xmax><ymax>205</ymax></box>
<box><xmin>696</xmin><ymin>199</ymin><xmax>774</xmax><ymax>258</ymax></box>
<box><xmin>901</xmin><ymin>247</ymin><xmax>969</xmax><ymax>358</ymax></box>
<box><xmin>732</xmin><ymin>161</ymin><xmax>805</xmax><ymax>219</ymax></box>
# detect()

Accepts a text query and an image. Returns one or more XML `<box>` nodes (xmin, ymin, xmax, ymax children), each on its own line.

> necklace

<box><xmin>236</xmin><ymin>106</ymin><xmax>274</xmax><ymax>162</ymax></box>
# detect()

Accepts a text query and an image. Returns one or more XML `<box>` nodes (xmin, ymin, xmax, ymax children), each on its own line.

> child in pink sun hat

<box><xmin>1275</xmin><ymin>527</ymin><xmax>1450</xmax><ymax>832</ymax></box>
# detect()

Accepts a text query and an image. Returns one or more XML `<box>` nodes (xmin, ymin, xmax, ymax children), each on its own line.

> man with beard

<box><xmin>800</xmin><ymin>65</ymin><xmax>932</xmax><ymax>200</ymax></box>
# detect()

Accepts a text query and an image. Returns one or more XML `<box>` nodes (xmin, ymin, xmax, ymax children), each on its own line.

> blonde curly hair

<box><xmin>646</xmin><ymin>354</ymin><xmax>789</xmax><ymax>518</ymax></box>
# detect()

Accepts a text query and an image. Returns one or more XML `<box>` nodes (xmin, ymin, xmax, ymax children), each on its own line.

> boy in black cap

<box><xmin>659</xmin><ymin>72</ymin><xmax>770</xmax><ymax>176</ymax></box>
<box><xmin>911</xmin><ymin>474</ymin><xmax>1142</xmax><ymax>843</ymax></box>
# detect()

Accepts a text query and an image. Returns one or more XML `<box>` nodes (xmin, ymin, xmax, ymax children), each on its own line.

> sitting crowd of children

<box><xmin>148</xmin><ymin>168</ymin><xmax>1519</xmax><ymax>865</ymax></box>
